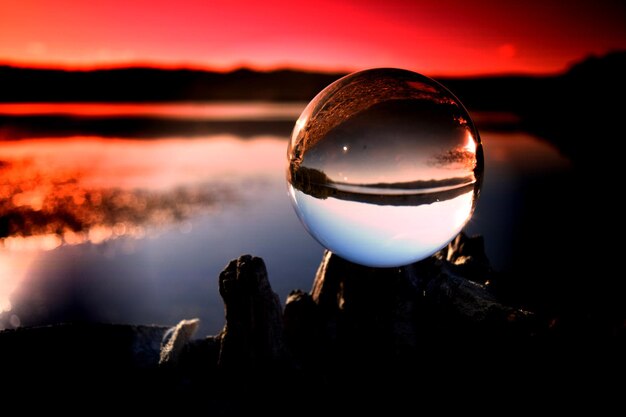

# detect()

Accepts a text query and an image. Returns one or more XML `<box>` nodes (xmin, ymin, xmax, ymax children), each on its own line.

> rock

<box><xmin>159</xmin><ymin>318</ymin><xmax>200</xmax><ymax>367</ymax></box>
<box><xmin>0</xmin><ymin>322</ymin><xmax>169</xmax><ymax>370</ymax></box>
<box><xmin>295</xmin><ymin>232</ymin><xmax>534</xmax><ymax>364</ymax></box>
<box><xmin>283</xmin><ymin>290</ymin><xmax>323</xmax><ymax>368</ymax></box>
<box><xmin>309</xmin><ymin>250</ymin><xmax>426</xmax><ymax>359</ymax></box>
<box><xmin>0</xmin><ymin>233</ymin><xmax>544</xmax><ymax>404</ymax></box>
<box><xmin>217</xmin><ymin>255</ymin><xmax>286</xmax><ymax>372</ymax></box>
<box><xmin>176</xmin><ymin>335</ymin><xmax>221</xmax><ymax>375</ymax></box>
<box><xmin>437</xmin><ymin>233</ymin><xmax>492</xmax><ymax>282</ymax></box>
<box><xmin>0</xmin><ymin>322</ymin><xmax>171</xmax><ymax>397</ymax></box>
<box><xmin>424</xmin><ymin>262</ymin><xmax>534</xmax><ymax>332</ymax></box>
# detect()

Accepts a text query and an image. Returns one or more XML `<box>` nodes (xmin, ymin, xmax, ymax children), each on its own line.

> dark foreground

<box><xmin>0</xmin><ymin>234</ymin><xmax>623</xmax><ymax>412</ymax></box>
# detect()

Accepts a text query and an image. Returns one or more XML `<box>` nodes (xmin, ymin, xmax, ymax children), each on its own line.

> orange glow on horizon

<box><xmin>0</xmin><ymin>0</ymin><xmax>624</xmax><ymax>76</ymax></box>
<box><xmin>0</xmin><ymin>102</ymin><xmax>305</xmax><ymax>120</ymax></box>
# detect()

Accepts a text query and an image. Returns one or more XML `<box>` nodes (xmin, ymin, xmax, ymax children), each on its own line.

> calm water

<box><xmin>0</xmin><ymin>103</ymin><xmax>571</xmax><ymax>335</ymax></box>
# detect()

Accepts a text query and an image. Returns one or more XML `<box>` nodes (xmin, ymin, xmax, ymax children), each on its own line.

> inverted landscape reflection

<box><xmin>287</xmin><ymin>69</ymin><xmax>483</xmax><ymax>266</ymax></box>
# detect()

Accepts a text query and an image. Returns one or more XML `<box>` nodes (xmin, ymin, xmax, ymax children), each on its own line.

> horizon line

<box><xmin>0</xmin><ymin>59</ymin><xmax>565</xmax><ymax>79</ymax></box>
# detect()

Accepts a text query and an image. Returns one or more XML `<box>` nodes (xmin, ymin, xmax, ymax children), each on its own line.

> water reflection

<box><xmin>0</xmin><ymin>136</ymin><xmax>290</xmax><ymax>246</ymax></box>
<box><xmin>0</xmin><ymin>104</ymin><xmax>572</xmax><ymax>335</ymax></box>
<box><xmin>0</xmin><ymin>102</ymin><xmax>302</xmax><ymax>140</ymax></box>
<box><xmin>1</xmin><ymin>160</ymin><xmax>233</xmax><ymax>248</ymax></box>
<box><xmin>0</xmin><ymin>135</ymin><xmax>289</xmax><ymax>332</ymax></box>
<box><xmin>0</xmin><ymin>102</ymin><xmax>304</xmax><ymax>120</ymax></box>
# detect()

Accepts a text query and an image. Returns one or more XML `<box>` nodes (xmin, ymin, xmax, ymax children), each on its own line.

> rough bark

<box><xmin>217</xmin><ymin>254</ymin><xmax>286</xmax><ymax>372</ymax></box>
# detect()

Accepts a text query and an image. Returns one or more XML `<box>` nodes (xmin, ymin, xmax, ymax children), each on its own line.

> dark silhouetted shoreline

<box><xmin>0</xmin><ymin>67</ymin><xmax>343</xmax><ymax>102</ymax></box>
<box><xmin>0</xmin><ymin>115</ymin><xmax>295</xmax><ymax>139</ymax></box>
<box><xmin>1</xmin><ymin>51</ymin><xmax>625</xmax><ymax>162</ymax></box>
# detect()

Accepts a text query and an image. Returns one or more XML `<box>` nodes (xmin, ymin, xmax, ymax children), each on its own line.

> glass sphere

<box><xmin>287</xmin><ymin>68</ymin><xmax>483</xmax><ymax>267</ymax></box>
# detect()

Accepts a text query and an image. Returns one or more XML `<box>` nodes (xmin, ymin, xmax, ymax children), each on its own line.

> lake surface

<box><xmin>0</xmin><ymin>103</ymin><xmax>571</xmax><ymax>335</ymax></box>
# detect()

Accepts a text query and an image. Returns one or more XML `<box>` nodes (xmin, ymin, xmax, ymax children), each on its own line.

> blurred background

<box><xmin>0</xmin><ymin>0</ymin><xmax>624</xmax><ymax>336</ymax></box>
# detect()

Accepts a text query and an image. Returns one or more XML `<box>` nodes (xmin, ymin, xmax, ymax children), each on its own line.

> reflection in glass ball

<box><xmin>287</xmin><ymin>68</ymin><xmax>483</xmax><ymax>267</ymax></box>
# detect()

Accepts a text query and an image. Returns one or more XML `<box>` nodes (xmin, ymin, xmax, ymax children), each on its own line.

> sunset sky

<box><xmin>0</xmin><ymin>0</ymin><xmax>625</xmax><ymax>75</ymax></box>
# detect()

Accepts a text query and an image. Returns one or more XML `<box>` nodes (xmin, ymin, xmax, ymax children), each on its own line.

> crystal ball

<box><xmin>287</xmin><ymin>68</ymin><xmax>483</xmax><ymax>267</ymax></box>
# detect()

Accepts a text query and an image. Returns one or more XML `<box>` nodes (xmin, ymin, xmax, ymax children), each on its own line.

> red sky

<box><xmin>0</xmin><ymin>0</ymin><xmax>624</xmax><ymax>75</ymax></box>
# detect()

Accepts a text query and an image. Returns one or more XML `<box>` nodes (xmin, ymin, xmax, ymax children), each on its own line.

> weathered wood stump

<box><xmin>4</xmin><ymin>232</ymin><xmax>616</xmax><ymax>410</ymax></box>
<box><xmin>217</xmin><ymin>255</ymin><xmax>286</xmax><ymax>372</ymax></box>
<box><xmin>283</xmin><ymin>233</ymin><xmax>535</xmax><ymax>373</ymax></box>
<box><xmin>0</xmin><ymin>233</ymin><xmax>533</xmax><ymax>373</ymax></box>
